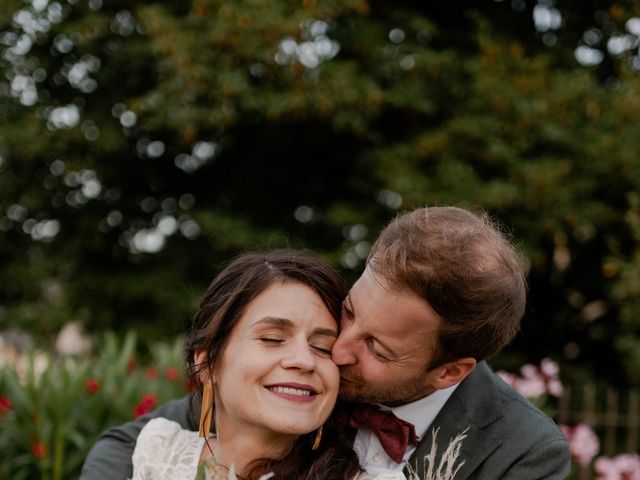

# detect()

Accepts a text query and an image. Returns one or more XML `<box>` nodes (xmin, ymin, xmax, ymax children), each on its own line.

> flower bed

<box><xmin>0</xmin><ymin>332</ymin><xmax>190</xmax><ymax>480</ymax></box>
<box><xmin>498</xmin><ymin>360</ymin><xmax>640</xmax><ymax>479</ymax></box>
<box><xmin>1</xmin><ymin>337</ymin><xmax>638</xmax><ymax>479</ymax></box>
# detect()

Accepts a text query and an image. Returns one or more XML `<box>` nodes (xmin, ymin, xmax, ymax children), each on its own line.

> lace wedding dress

<box><xmin>130</xmin><ymin>418</ymin><xmax>405</xmax><ymax>480</ymax></box>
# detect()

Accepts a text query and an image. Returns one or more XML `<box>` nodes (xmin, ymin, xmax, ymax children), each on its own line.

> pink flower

<box><xmin>514</xmin><ymin>375</ymin><xmax>547</xmax><ymax>398</ymax></box>
<box><xmin>501</xmin><ymin>359</ymin><xmax>564</xmax><ymax>399</ymax></box>
<box><xmin>515</xmin><ymin>364</ymin><xmax>547</xmax><ymax>398</ymax></box>
<box><xmin>540</xmin><ymin>358</ymin><xmax>560</xmax><ymax>377</ymax></box>
<box><xmin>547</xmin><ymin>378</ymin><xmax>564</xmax><ymax>397</ymax></box>
<box><xmin>560</xmin><ymin>423</ymin><xmax>600</xmax><ymax>466</ymax></box>
<box><xmin>539</xmin><ymin>358</ymin><xmax>564</xmax><ymax>397</ymax></box>
<box><xmin>496</xmin><ymin>371</ymin><xmax>517</xmax><ymax>386</ymax></box>
<box><xmin>520</xmin><ymin>363</ymin><xmax>540</xmax><ymax>379</ymax></box>
<box><xmin>595</xmin><ymin>453</ymin><xmax>640</xmax><ymax>480</ymax></box>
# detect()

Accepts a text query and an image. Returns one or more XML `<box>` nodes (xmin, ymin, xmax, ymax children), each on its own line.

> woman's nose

<box><xmin>281</xmin><ymin>340</ymin><xmax>316</xmax><ymax>372</ymax></box>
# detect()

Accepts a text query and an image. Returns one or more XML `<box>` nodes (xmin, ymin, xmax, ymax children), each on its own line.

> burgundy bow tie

<box><xmin>349</xmin><ymin>405</ymin><xmax>419</xmax><ymax>464</ymax></box>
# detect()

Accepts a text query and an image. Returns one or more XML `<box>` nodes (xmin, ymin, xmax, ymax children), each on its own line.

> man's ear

<box><xmin>431</xmin><ymin>357</ymin><xmax>477</xmax><ymax>390</ymax></box>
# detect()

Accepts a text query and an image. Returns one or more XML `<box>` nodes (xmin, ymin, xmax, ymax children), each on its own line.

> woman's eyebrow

<box><xmin>252</xmin><ymin>317</ymin><xmax>294</xmax><ymax>329</ymax></box>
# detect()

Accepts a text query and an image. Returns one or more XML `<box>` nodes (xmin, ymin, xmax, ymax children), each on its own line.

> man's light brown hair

<box><xmin>367</xmin><ymin>206</ymin><xmax>527</xmax><ymax>366</ymax></box>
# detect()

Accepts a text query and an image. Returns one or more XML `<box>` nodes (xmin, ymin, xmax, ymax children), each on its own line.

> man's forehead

<box><xmin>347</xmin><ymin>271</ymin><xmax>440</xmax><ymax>338</ymax></box>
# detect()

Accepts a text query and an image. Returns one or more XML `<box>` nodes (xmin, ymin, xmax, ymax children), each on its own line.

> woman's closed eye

<box><xmin>259</xmin><ymin>336</ymin><xmax>284</xmax><ymax>344</ymax></box>
<box><xmin>310</xmin><ymin>343</ymin><xmax>333</xmax><ymax>356</ymax></box>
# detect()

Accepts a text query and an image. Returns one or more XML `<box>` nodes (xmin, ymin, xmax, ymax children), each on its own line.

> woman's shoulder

<box><xmin>139</xmin><ymin>417</ymin><xmax>196</xmax><ymax>440</ymax></box>
<box><xmin>131</xmin><ymin>417</ymin><xmax>205</xmax><ymax>480</ymax></box>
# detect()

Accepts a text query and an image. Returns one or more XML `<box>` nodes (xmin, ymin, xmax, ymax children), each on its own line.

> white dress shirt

<box><xmin>352</xmin><ymin>384</ymin><xmax>459</xmax><ymax>475</ymax></box>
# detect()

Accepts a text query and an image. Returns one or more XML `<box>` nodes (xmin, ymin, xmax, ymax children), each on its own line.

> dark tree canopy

<box><xmin>1</xmin><ymin>0</ymin><xmax>639</xmax><ymax>386</ymax></box>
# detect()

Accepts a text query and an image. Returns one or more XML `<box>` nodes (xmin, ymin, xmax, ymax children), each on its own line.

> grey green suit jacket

<box><xmin>403</xmin><ymin>362</ymin><xmax>571</xmax><ymax>479</ymax></box>
<box><xmin>80</xmin><ymin>362</ymin><xmax>571</xmax><ymax>479</ymax></box>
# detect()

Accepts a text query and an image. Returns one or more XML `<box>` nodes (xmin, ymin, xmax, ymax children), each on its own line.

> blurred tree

<box><xmin>0</xmin><ymin>0</ymin><xmax>639</xmax><ymax>385</ymax></box>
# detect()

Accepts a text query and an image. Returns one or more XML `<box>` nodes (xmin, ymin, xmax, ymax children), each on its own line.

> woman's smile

<box><xmin>265</xmin><ymin>382</ymin><xmax>319</xmax><ymax>403</ymax></box>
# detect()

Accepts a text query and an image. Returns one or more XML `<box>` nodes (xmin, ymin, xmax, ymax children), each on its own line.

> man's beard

<box><xmin>338</xmin><ymin>368</ymin><xmax>435</xmax><ymax>406</ymax></box>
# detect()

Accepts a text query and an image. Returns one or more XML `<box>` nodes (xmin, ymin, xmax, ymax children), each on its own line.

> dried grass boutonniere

<box><xmin>406</xmin><ymin>427</ymin><xmax>469</xmax><ymax>480</ymax></box>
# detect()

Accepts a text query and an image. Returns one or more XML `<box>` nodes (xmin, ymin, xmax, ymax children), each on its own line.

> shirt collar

<box><xmin>376</xmin><ymin>383</ymin><xmax>459</xmax><ymax>440</ymax></box>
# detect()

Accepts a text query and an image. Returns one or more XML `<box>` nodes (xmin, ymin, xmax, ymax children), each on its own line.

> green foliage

<box><xmin>0</xmin><ymin>0</ymin><xmax>639</xmax><ymax>387</ymax></box>
<box><xmin>608</xmin><ymin>192</ymin><xmax>640</xmax><ymax>384</ymax></box>
<box><xmin>2</xmin><ymin>344</ymin><xmax>636</xmax><ymax>479</ymax></box>
<box><xmin>0</xmin><ymin>332</ymin><xmax>188</xmax><ymax>480</ymax></box>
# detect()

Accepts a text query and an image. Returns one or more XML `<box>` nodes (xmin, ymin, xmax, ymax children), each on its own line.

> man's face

<box><xmin>332</xmin><ymin>268</ymin><xmax>443</xmax><ymax>406</ymax></box>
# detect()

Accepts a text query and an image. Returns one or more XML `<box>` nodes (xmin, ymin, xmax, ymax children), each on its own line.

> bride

<box><xmin>130</xmin><ymin>250</ymin><xmax>405</xmax><ymax>480</ymax></box>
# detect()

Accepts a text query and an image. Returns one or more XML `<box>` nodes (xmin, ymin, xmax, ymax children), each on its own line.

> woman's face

<box><xmin>200</xmin><ymin>281</ymin><xmax>340</xmax><ymax>440</ymax></box>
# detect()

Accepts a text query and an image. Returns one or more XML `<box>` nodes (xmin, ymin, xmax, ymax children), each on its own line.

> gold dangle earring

<box><xmin>199</xmin><ymin>381</ymin><xmax>214</xmax><ymax>438</ymax></box>
<box><xmin>312</xmin><ymin>424</ymin><xmax>323</xmax><ymax>450</ymax></box>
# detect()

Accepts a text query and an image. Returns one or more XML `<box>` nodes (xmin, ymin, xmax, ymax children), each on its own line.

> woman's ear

<box><xmin>194</xmin><ymin>349</ymin><xmax>207</xmax><ymax>366</ymax></box>
<box><xmin>194</xmin><ymin>349</ymin><xmax>215</xmax><ymax>384</ymax></box>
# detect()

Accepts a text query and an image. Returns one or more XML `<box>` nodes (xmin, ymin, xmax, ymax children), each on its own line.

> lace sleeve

<box><xmin>131</xmin><ymin>417</ymin><xmax>205</xmax><ymax>480</ymax></box>
<box><xmin>355</xmin><ymin>471</ymin><xmax>407</xmax><ymax>480</ymax></box>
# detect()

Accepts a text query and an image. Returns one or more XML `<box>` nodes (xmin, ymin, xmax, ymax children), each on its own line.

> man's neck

<box><xmin>379</xmin><ymin>386</ymin><xmax>437</xmax><ymax>408</ymax></box>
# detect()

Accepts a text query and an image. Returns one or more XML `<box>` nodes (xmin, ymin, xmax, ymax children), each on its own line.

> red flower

<box><xmin>133</xmin><ymin>393</ymin><xmax>157</xmax><ymax>418</ymax></box>
<box><xmin>145</xmin><ymin>367</ymin><xmax>157</xmax><ymax>380</ymax></box>
<box><xmin>133</xmin><ymin>404</ymin><xmax>148</xmax><ymax>418</ymax></box>
<box><xmin>126</xmin><ymin>357</ymin><xmax>137</xmax><ymax>373</ymax></box>
<box><xmin>84</xmin><ymin>378</ymin><xmax>101</xmax><ymax>395</ymax></box>
<box><xmin>31</xmin><ymin>442</ymin><xmax>49</xmax><ymax>459</ymax></box>
<box><xmin>183</xmin><ymin>377</ymin><xmax>198</xmax><ymax>392</ymax></box>
<box><xmin>164</xmin><ymin>367</ymin><xmax>179</xmax><ymax>381</ymax></box>
<box><xmin>0</xmin><ymin>396</ymin><xmax>12</xmax><ymax>417</ymax></box>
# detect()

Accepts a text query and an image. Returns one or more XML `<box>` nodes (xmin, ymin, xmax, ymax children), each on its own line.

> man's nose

<box><xmin>332</xmin><ymin>327</ymin><xmax>357</xmax><ymax>366</ymax></box>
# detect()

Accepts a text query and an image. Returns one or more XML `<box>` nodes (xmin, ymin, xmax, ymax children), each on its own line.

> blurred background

<box><xmin>1</xmin><ymin>0</ymin><xmax>639</xmax><ymax>478</ymax></box>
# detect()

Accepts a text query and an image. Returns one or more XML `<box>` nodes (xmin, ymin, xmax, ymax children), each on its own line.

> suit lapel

<box><xmin>403</xmin><ymin>362</ymin><xmax>504</xmax><ymax>480</ymax></box>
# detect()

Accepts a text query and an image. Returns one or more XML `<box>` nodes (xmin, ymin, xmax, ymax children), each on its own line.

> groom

<box><xmin>81</xmin><ymin>206</ymin><xmax>570</xmax><ymax>479</ymax></box>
